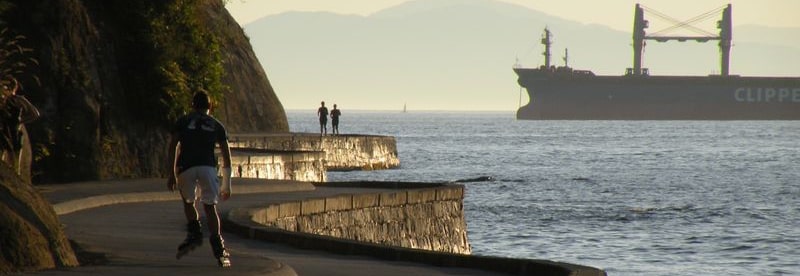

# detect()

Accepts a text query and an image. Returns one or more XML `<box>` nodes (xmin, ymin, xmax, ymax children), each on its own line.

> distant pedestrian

<box><xmin>166</xmin><ymin>92</ymin><xmax>232</xmax><ymax>267</ymax></box>
<box><xmin>330</xmin><ymin>104</ymin><xmax>341</xmax><ymax>135</ymax></box>
<box><xmin>317</xmin><ymin>101</ymin><xmax>328</xmax><ymax>135</ymax></box>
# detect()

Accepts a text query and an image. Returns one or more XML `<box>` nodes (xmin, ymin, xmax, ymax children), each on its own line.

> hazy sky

<box><xmin>226</xmin><ymin>0</ymin><xmax>800</xmax><ymax>31</ymax></box>
<box><xmin>225</xmin><ymin>0</ymin><xmax>799</xmax><ymax>111</ymax></box>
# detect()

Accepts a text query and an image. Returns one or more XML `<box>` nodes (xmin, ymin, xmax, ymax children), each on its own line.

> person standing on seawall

<box><xmin>166</xmin><ymin>92</ymin><xmax>233</xmax><ymax>268</ymax></box>
<box><xmin>317</xmin><ymin>101</ymin><xmax>329</xmax><ymax>135</ymax></box>
<box><xmin>330</xmin><ymin>104</ymin><xmax>341</xmax><ymax>135</ymax></box>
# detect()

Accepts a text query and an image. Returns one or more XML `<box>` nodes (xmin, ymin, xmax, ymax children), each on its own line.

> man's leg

<box><xmin>178</xmin><ymin>174</ymin><xmax>200</xmax><ymax>225</ymax></box>
<box><xmin>204</xmin><ymin>203</ymin><xmax>230</xmax><ymax>267</ymax></box>
<box><xmin>192</xmin><ymin>166</ymin><xmax>229</xmax><ymax>266</ymax></box>
<box><xmin>176</xmin><ymin>171</ymin><xmax>203</xmax><ymax>259</ymax></box>
<box><xmin>183</xmin><ymin>201</ymin><xmax>199</xmax><ymax>221</ymax></box>
<box><xmin>176</xmin><ymin>200</ymin><xmax>203</xmax><ymax>259</ymax></box>
<box><xmin>203</xmin><ymin>203</ymin><xmax>220</xmax><ymax>237</ymax></box>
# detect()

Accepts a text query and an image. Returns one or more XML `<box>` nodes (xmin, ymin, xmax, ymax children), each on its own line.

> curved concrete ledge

<box><xmin>223</xmin><ymin>183</ymin><xmax>607</xmax><ymax>276</ymax></box>
<box><xmin>247</xmin><ymin>183</ymin><xmax>471</xmax><ymax>254</ymax></box>
<box><xmin>230</xmin><ymin>148</ymin><xmax>327</xmax><ymax>182</ymax></box>
<box><xmin>52</xmin><ymin>179</ymin><xmax>315</xmax><ymax>215</ymax></box>
<box><xmin>229</xmin><ymin>133</ymin><xmax>400</xmax><ymax>172</ymax></box>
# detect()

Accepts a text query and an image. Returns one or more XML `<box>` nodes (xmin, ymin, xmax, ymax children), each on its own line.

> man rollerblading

<box><xmin>166</xmin><ymin>92</ymin><xmax>233</xmax><ymax>267</ymax></box>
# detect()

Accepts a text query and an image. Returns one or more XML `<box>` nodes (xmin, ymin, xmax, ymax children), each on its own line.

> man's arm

<box><xmin>166</xmin><ymin>134</ymin><xmax>179</xmax><ymax>191</ymax></box>
<box><xmin>220</xmin><ymin>139</ymin><xmax>232</xmax><ymax>169</ymax></box>
<box><xmin>219</xmin><ymin>137</ymin><xmax>233</xmax><ymax>200</ymax></box>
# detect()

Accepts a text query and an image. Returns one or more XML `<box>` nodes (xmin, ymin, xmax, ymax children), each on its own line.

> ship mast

<box><xmin>631</xmin><ymin>4</ymin><xmax>646</xmax><ymax>75</ymax></box>
<box><xmin>630</xmin><ymin>4</ymin><xmax>732</xmax><ymax>76</ymax></box>
<box><xmin>719</xmin><ymin>5</ymin><xmax>732</xmax><ymax>76</ymax></box>
<box><xmin>542</xmin><ymin>28</ymin><xmax>552</xmax><ymax>68</ymax></box>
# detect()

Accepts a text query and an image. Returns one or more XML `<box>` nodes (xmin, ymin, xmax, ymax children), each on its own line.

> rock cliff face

<box><xmin>0</xmin><ymin>163</ymin><xmax>78</xmax><ymax>273</ymax></box>
<box><xmin>2</xmin><ymin>0</ymin><xmax>288</xmax><ymax>183</ymax></box>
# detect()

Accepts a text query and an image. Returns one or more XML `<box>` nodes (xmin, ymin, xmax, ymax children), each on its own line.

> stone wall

<box><xmin>229</xmin><ymin>149</ymin><xmax>326</xmax><ymax>182</ymax></box>
<box><xmin>229</xmin><ymin>133</ymin><xmax>399</xmax><ymax>171</ymax></box>
<box><xmin>248</xmin><ymin>185</ymin><xmax>470</xmax><ymax>254</ymax></box>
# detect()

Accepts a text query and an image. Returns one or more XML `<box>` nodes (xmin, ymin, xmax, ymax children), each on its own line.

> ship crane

<box><xmin>541</xmin><ymin>27</ymin><xmax>552</xmax><ymax>68</ymax></box>
<box><xmin>630</xmin><ymin>4</ymin><xmax>732</xmax><ymax>76</ymax></box>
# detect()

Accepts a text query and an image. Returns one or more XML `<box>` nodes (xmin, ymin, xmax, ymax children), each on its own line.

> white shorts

<box><xmin>178</xmin><ymin>166</ymin><xmax>220</xmax><ymax>205</ymax></box>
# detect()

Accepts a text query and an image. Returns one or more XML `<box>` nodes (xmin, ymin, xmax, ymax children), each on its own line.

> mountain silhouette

<box><xmin>244</xmin><ymin>0</ymin><xmax>800</xmax><ymax>111</ymax></box>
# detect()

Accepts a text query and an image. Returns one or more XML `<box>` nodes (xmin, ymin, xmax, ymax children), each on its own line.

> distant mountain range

<box><xmin>243</xmin><ymin>0</ymin><xmax>800</xmax><ymax>111</ymax></box>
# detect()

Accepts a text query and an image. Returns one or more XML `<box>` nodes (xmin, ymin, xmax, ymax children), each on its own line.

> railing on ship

<box><xmin>626</xmin><ymin>67</ymin><xmax>649</xmax><ymax>76</ymax></box>
<box><xmin>534</xmin><ymin>65</ymin><xmax>596</xmax><ymax>76</ymax></box>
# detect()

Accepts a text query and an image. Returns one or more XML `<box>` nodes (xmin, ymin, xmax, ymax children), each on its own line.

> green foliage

<box><xmin>0</xmin><ymin>28</ymin><xmax>37</xmax><ymax>88</ymax></box>
<box><xmin>145</xmin><ymin>0</ymin><xmax>228</xmax><ymax>122</ymax></box>
<box><xmin>0</xmin><ymin>27</ymin><xmax>39</xmax><ymax>173</ymax></box>
<box><xmin>0</xmin><ymin>1</ymin><xmax>11</xmax><ymax>21</ymax></box>
<box><xmin>2</xmin><ymin>1</ymin><xmax>227</xmax><ymax>126</ymax></box>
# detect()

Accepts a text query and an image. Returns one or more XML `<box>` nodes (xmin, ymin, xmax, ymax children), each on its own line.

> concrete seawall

<box><xmin>230</xmin><ymin>149</ymin><xmax>327</xmax><ymax>182</ymax></box>
<box><xmin>214</xmin><ymin>134</ymin><xmax>606</xmax><ymax>275</ymax></box>
<box><xmin>229</xmin><ymin>133</ymin><xmax>400</xmax><ymax>172</ymax></box>
<box><xmin>224</xmin><ymin>182</ymin><xmax>607</xmax><ymax>276</ymax></box>
<box><xmin>246</xmin><ymin>183</ymin><xmax>470</xmax><ymax>254</ymax></box>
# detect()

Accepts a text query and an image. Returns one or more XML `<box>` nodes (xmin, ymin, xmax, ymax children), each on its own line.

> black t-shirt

<box><xmin>173</xmin><ymin>112</ymin><xmax>227</xmax><ymax>172</ymax></box>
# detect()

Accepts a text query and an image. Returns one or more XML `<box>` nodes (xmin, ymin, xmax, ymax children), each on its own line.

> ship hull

<box><xmin>514</xmin><ymin>68</ymin><xmax>800</xmax><ymax>120</ymax></box>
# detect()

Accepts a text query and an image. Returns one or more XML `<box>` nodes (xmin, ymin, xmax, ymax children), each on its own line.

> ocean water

<box><xmin>287</xmin><ymin>110</ymin><xmax>800</xmax><ymax>276</ymax></box>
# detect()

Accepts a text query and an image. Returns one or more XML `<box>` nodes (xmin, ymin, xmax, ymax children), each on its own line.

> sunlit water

<box><xmin>287</xmin><ymin>110</ymin><xmax>800</xmax><ymax>275</ymax></box>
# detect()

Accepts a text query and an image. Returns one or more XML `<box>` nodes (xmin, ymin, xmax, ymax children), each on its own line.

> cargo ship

<box><xmin>513</xmin><ymin>4</ymin><xmax>800</xmax><ymax>120</ymax></box>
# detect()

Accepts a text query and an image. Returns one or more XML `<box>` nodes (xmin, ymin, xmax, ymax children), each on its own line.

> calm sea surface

<box><xmin>287</xmin><ymin>110</ymin><xmax>799</xmax><ymax>276</ymax></box>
